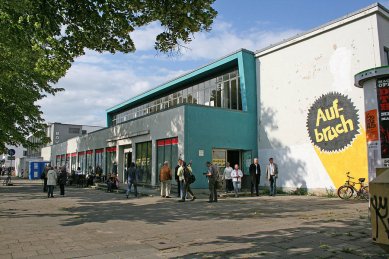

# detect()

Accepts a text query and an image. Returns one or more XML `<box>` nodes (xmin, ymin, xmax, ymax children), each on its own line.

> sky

<box><xmin>38</xmin><ymin>0</ymin><xmax>389</xmax><ymax>127</ymax></box>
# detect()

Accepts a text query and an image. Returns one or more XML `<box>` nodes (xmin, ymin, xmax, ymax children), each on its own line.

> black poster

<box><xmin>377</xmin><ymin>77</ymin><xmax>389</xmax><ymax>158</ymax></box>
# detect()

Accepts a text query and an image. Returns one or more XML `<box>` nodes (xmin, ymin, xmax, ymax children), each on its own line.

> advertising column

<box><xmin>377</xmin><ymin>77</ymin><xmax>389</xmax><ymax>166</ymax></box>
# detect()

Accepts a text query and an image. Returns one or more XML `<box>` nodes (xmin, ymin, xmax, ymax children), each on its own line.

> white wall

<box><xmin>256</xmin><ymin>11</ymin><xmax>382</xmax><ymax>190</ymax></box>
<box><xmin>42</xmin><ymin>106</ymin><xmax>185</xmax><ymax>185</ymax></box>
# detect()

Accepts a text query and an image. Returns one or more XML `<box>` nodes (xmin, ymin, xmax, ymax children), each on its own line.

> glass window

<box><xmin>198</xmin><ymin>88</ymin><xmax>205</xmax><ymax>105</ymax></box>
<box><xmin>182</xmin><ymin>89</ymin><xmax>188</xmax><ymax>103</ymax></box>
<box><xmin>223</xmin><ymin>81</ymin><xmax>230</xmax><ymax>108</ymax></box>
<box><xmin>192</xmin><ymin>84</ymin><xmax>198</xmax><ymax>104</ymax></box>
<box><xmin>168</xmin><ymin>94</ymin><xmax>174</xmax><ymax>107</ymax></box>
<box><xmin>204</xmin><ymin>88</ymin><xmax>211</xmax><ymax>106</ymax></box>
<box><xmin>231</xmin><ymin>79</ymin><xmax>238</xmax><ymax>109</ymax></box>
<box><xmin>237</xmin><ymin>78</ymin><xmax>242</xmax><ymax>110</ymax></box>
<box><xmin>187</xmin><ymin>87</ymin><xmax>193</xmax><ymax>103</ymax></box>
<box><xmin>216</xmin><ymin>83</ymin><xmax>222</xmax><ymax>107</ymax></box>
<box><xmin>136</xmin><ymin>141</ymin><xmax>152</xmax><ymax>185</ymax></box>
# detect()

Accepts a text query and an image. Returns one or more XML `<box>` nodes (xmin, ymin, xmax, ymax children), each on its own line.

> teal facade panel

<box><xmin>184</xmin><ymin>50</ymin><xmax>257</xmax><ymax>189</ymax></box>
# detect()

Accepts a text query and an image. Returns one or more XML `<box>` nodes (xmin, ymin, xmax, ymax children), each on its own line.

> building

<box><xmin>255</xmin><ymin>3</ymin><xmax>389</xmax><ymax>191</ymax></box>
<box><xmin>42</xmin><ymin>50</ymin><xmax>257</xmax><ymax>185</ymax></box>
<box><xmin>27</xmin><ymin>122</ymin><xmax>102</xmax><ymax>158</ymax></box>
<box><xmin>42</xmin><ymin>3</ymin><xmax>389</xmax><ymax>192</ymax></box>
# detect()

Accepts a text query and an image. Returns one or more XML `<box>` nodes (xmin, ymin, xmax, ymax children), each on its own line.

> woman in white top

<box><xmin>231</xmin><ymin>164</ymin><xmax>243</xmax><ymax>197</ymax></box>
<box><xmin>223</xmin><ymin>162</ymin><xmax>233</xmax><ymax>193</ymax></box>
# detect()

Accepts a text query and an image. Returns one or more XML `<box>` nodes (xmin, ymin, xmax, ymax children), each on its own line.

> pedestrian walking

<box><xmin>160</xmin><ymin>161</ymin><xmax>172</xmax><ymax>198</ymax></box>
<box><xmin>249</xmin><ymin>158</ymin><xmax>261</xmax><ymax>196</ymax></box>
<box><xmin>181</xmin><ymin>161</ymin><xmax>196</xmax><ymax>202</ymax></box>
<box><xmin>47</xmin><ymin>167</ymin><xmax>57</xmax><ymax>198</ymax></box>
<box><xmin>174</xmin><ymin>159</ymin><xmax>182</xmax><ymax>197</ymax></box>
<box><xmin>41</xmin><ymin>165</ymin><xmax>49</xmax><ymax>192</ymax></box>
<box><xmin>231</xmin><ymin>164</ymin><xmax>243</xmax><ymax>197</ymax></box>
<box><xmin>206</xmin><ymin>161</ymin><xmax>219</xmax><ymax>203</ymax></box>
<box><xmin>58</xmin><ymin>167</ymin><xmax>67</xmax><ymax>196</ymax></box>
<box><xmin>266</xmin><ymin>158</ymin><xmax>279</xmax><ymax>196</ymax></box>
<box><xmin>223</xmin><ymin>162</ymin><xmax>233</xmax><ymax>193</ymax></box>
<box><xmin>125</xmin><ymin>163</ymin><xmax>138</xmax><ymax>198</ymax></box>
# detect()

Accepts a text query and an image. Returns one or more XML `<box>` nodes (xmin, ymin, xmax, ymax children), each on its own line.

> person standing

<box><xmin>58</xmin><ymin>166</ymin><xmax>67</xmax><ymax>196</ymax></box>
<box><xmin>206</xmin><ymin>161</ymin><xmax>219</xmax><ymax>203</ymax></box>
<box><xmin>41</xmin><ymin>165</ymin><xmax>49</xmax><ymax>192</ymax></box>
<box><xmin>231</xmin><ymin>164</ymin><xmax>243</xmax><ymax>197</ymax></box>
<box><xmin>177</xmin><ymin>161</ymin><xmax>186</xmax><ymax>201</ymax></box>
<box><xmin>47</xmin><ymin>167</ymin><xmax>57</xmax><ymax>198</ymax></box>
<box><xmin>249</xmin><ymin>158</ymin><xmax>261</xmax><ymax>196</ymax></box>
<box><xmin>223</xmin><ymin>162</ymin><xmax>233</xmax><ymax>193</ymax></box>
<box><xmin>174</xmin><ymin>159</ymin><xmax>182</xmax><ymax>198</ymax></box>
<box><xmin>160</xmin><ymin>161</ymin><xmax>172</xmax><ymax>198</ymax></box>
<box><xmin>126</xmin><ymin>163</ymin><xmax>138</xmax><ymax>198</ymax></box>
<box><xmin>266</xmin><ymin>158</ymin><xmax>279</xmax><ymax>196</ymax></box>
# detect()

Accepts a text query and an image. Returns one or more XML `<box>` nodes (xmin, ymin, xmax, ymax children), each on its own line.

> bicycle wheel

<box><xmin>359</xmin><ymin>186</ymin><xmax>369</xmax><ymax>201</ymax></box>
<box><xmin>338</xmin><ymin>186</ymin><xmax>353</xmax><ymax>200</ymax></box>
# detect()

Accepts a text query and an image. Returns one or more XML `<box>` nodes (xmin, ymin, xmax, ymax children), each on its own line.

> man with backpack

<box><xmin>177</xmin><ymin>161</ymin><xmax>196</xmax><ymax>202</ymax></box>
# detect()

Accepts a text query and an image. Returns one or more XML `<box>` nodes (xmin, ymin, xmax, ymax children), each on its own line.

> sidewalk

<box><xmin>0</xmin><ymin>179</ymin><xmax>387</xmax><ymax>258</ymax></box>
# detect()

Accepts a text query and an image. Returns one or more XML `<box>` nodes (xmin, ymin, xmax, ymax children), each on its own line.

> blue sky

<box><xmin>39</xmin><ymin>0</ymin><xmax>389</xmax><ymax>127</ymax></box>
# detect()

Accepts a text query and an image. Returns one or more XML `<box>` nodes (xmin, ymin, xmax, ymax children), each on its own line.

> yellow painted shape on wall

<box><xmin>314</xmin><ymin>126</ymin><xmax>368</xmax><ymax>188</ymax></box>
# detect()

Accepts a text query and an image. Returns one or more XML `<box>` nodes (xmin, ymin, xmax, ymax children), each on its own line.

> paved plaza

<box><xmin>0</xmin><ymin>179</ymin><xmax>388</xmax><ymax>259</ymax></box>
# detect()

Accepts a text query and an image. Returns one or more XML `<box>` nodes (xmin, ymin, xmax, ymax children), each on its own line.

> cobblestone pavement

<box><xmin>0</xmin><ymin>179</ymin><xmax>388</xmax><ymax>259</ymax></box>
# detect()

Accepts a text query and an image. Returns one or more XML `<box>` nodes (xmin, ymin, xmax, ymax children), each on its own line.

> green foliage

<box><xmin>325</xmin><ymin>187</ymin><xmax>337</xmax><ymax>198</ymax></box>
<box><xmin>0</xmin><ymin>0</ymin><xmax>217</xmax><ymax>150</ymax></box>
<box><xmin>290</xmin><ymin>187</ymin><xmax>308</xmax><ymax>196</ymax></box>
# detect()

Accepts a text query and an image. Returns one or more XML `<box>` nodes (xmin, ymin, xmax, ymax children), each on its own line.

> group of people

<box><xmin>158</xmin><ymin>159</ymin><xmax>197</xmax><ymax>201</ymax></box>
<box><xmin>41</xmin><ymin>165</ymin><xmax>68</xmax><ymax>198</ymax></box>
<box><xmin>223</xmin><ymin>158</ymin><xmax>279</xmax><ymax>197</ymax></box>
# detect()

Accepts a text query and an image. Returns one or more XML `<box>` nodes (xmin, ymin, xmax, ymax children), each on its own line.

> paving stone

<box><xmin>1</xmin><ymin>180</ymin><xmax>389</xmax><ymax>259</ymax></box>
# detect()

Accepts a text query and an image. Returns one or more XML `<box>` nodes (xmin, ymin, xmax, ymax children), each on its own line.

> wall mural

<box><xmin>307</xmin><ymin>92</ymin><xmax>367</xmax><ymax>188</ymax></box>
<box><xmin>307</xmin><ymin>92</ymin><xmax>360</xmax><ymax>152</ymax></box>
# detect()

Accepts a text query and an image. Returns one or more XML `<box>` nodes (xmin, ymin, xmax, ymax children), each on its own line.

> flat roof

<box><xmin>106</xmin><ymin>48</ymin><xmax>254</xmax><ymax>114</ymax></box>
<box><xmin>255</xmin><ymin>2</ymin><xmax>389</xmax><ymax>57</ymax></box>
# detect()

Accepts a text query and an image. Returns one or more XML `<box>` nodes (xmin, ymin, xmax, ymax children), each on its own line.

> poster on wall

<box><xmin>376</xmin><ymin>77</ymin><xmax>389</xmax><ymax>158</ymax></box>
<box><xmin>365</xmin><ymin>110</ymin><xmax>379</xmax><ymax>142</ymax></box>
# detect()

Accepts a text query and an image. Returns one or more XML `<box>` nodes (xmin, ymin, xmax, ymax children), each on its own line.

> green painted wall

<box><xmin>184</xmin><ymin>51</ymin><xmax>257</xmax><ymax>188</ymax></box>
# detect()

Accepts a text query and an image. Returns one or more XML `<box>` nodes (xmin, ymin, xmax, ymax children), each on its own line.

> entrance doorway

<box><xmin>212</xmin><ymin>149</ymin><xmax>242</xmax><ymax>175</ymax></box>
<box><xmin>123</xmin><ymin>146</ymin><xmax>132</xmax><ymax>182</ymax></box>
<box><xmin>227</xmin><ymin>150</ymin><xmax>241</xmax><ymax>169</ymax></box>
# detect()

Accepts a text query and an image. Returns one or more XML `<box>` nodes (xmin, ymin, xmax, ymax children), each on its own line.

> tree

<box><xmin>0</xmin><ymin>0</ymin><xmax>217</xmax><ymax>150</ymax></box>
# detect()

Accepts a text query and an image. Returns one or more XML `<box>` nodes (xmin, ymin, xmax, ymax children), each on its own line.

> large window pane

<box><xmin>237</xmin><ymin>78</ymin><xmax>242</xmax><ymax>110</ymax></box>
<box><xmin>231</xmin><ymin>79</ymin><xmax>238</xmax><ymax>109</ymax></box>
<box><xmin>223</xmin><ymin>81</ymin><xmax>230</xmax><ymax>108</ymax></box>
<box><xmin>204</xmin><ymin>88</ymin><xmax>211</xmax><ymax>106</ymax></box>
<box><xmin>216</xmin><ymin>83</ymin><xmax>222</xmax><ymax>107</ymax></box>
<box><xmin>187</xmin><ymin>87</ymin><xmax>193</xmax><ymax>103</ymax></box>
<box><xmin>182</xmin><ymin>89</ymin><xmax>188</xmax><ymax>103</ymax></box>
<box><xmin>192</xmin><ymin>85</ymin><xmax>198</xmax><ymax>104</ymax></box>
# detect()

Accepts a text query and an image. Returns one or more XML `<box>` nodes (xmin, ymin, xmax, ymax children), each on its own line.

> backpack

<box><xmin>188</xmin><ymin>173</ymin><xmax>196</xmax><ymax>184</ymax></box>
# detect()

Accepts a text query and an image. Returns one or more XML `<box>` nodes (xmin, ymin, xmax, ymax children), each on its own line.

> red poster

<box><xmin>366</xmin><ymin>109</ymin><xmax>379</xmax><ymax>141</ymax></box>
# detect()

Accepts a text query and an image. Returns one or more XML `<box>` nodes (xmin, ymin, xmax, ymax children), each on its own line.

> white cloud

<box><xmin>39</xmin><ymin>62</ymin><xmax>187</xmax><ymax>126</ymax></box>
<box><xmin>39</xmin><ymin>19</ymin><xmax>302</xmax><ymax>126</ymax></box>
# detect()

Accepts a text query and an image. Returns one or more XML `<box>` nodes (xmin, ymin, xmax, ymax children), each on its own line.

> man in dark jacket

<box><xmin>174</xmin><ymin>159</ymin><xmax>182</xmax><ymax>198</ymax></box>
<box><xmin>249</xmin><ymin>158</ymin><xmax>261</xmax><ymax>196</ymax></box>
<box><xmin>206</xmin><ymin>161</ymin><xmax>219</xmax><ymax>203</ymax></box>
<box><xmin>125</xmin><ymin>163</ymin><xmax>138</xmax><ymax>198</ymax></box>
<box><xmin>58</xmin><ymin>167</ymin><xmax>67</xmax><ymax>196</ymax></box>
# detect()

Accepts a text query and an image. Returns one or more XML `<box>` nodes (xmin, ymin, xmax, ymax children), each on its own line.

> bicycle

<box><xmin>337</xmin><ymin>172</ymin><xmax>369</xmax><ymax>200</ymax></box>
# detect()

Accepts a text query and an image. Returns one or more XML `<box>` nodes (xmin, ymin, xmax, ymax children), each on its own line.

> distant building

<box><xmin>27</xmin><ymin>122</ymin><xmax>103</xmax><ymax>157</ymax></box>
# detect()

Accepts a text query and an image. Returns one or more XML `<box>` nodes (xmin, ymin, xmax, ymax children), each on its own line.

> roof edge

<box><xmin>106</xmin><ymin>48</ymin><xmax>254</xmax><ymax>112</ymax></box>
<box><xmin>255</xmin><ymin>2</ymin><xmax>388</xmax><ymax>57</ymax></box>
